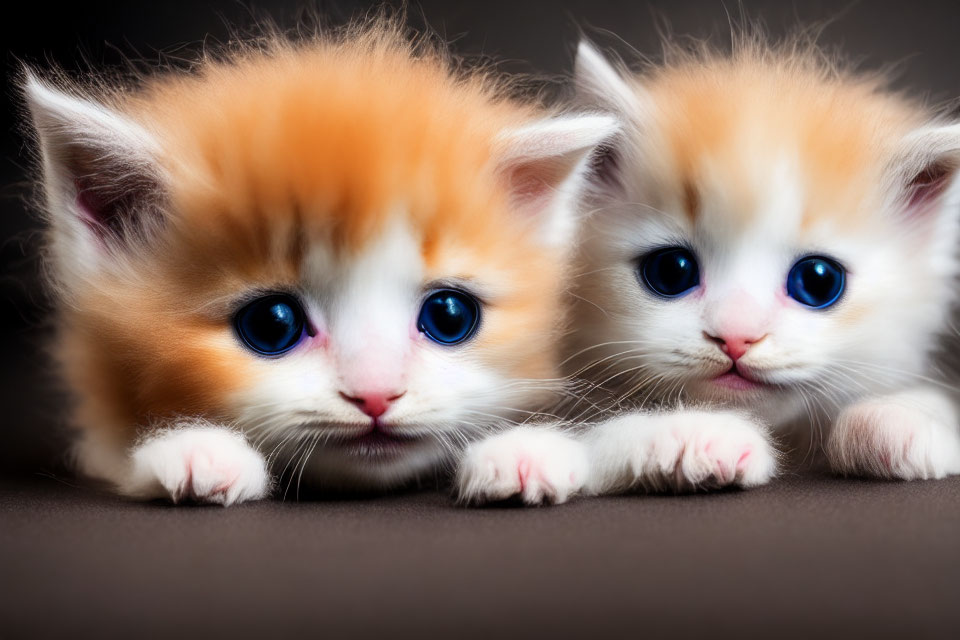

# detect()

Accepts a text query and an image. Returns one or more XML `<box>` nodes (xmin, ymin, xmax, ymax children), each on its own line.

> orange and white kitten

<box><xmin>23</xmin><ymin>23</ymin><xmax>615</xmax><ymax>504</ymax></box>
<box><xmin>458</xmin><ymin>36</ymin><xmax>960</xmax><ymax>504</ymax></box>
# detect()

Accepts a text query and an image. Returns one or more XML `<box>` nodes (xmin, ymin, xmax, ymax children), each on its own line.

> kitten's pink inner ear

<box><xmin>24</xmin><ymin>75</ymin><xmax>166</xmax><ymax>251</ymax></box>
<box><xmin>895</xmin><ymin>123</ymin><xmax>960</xmax><ymax>217</ymax></box>
<box><xmin>503</xmin><ymin>155</ymin><xmax>572</xmax><ymax>216</ymax></box>
<box><xmin>74</xmin><ymin>178</ymin><xmax>124</xmax><ymax>237</ymax></box>
<box><xmin>905</xmin><ymin>162</ymin><xmax>956</xmax><ymax>213</ymax></box>
<box><xmin>495</xmin><ymin>114</ymin><xmax>619</xmax><ymax>222</ymax></box>
<box><xmin>73</xmin><ymin>170</ymin><xmax>162</xmax><ymax>244</ymax></box>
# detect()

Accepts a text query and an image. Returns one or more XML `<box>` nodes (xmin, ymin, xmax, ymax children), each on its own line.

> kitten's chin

<box><xmin>289</xmin><ymin>430</ymin><xmax>450</xmax><ymax>491</ymax></box>
<box><xmin>324</xmin><ymin>427</ymin><xmax>429</xmax><ymax>460</ymax></box>
<box><xmin>681</xmin><ymin>372</ymin><xmax>809</xmax><ymax>426</ymax></box>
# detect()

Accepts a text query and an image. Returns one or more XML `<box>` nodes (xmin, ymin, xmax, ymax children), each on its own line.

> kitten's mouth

<box><xmin>711</xmin><ymin>366</ymin><xmax>765</xmax><ymax>391</ymax></box>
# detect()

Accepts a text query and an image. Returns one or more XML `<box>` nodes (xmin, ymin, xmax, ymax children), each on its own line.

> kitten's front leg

<box><xmin>121</xmin><ymin>419</ymin><xmax>271</xmax><ymax>505</ymax></box>
<box><xmin>827</xmin><ymin>387</ymin><xmax>960</xmax><ymax>480</ymax></box>
<box><xmin>584</xmin><ymin>410</ymin><xmax>778</xmax><ymax>494</ymax></box>
<box><xmin>456</xmin><ymin>426</ymin><xmax>590</xmax><ymax>505</ymax></box>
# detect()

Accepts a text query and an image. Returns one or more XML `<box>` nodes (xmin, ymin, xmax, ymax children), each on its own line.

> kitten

<box><xmin>458</xmin><ymin>34</ymin><xmax>960</xmax><ymax>504</ymax></box>
<box><xmin>22</xmin><ymin>21</ymin><xmax>616</xmax><ymax>504</ymax></box>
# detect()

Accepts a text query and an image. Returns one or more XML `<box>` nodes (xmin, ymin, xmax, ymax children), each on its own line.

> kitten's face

<box><xmin>30</xmin><ymin>39</ymin><xmax>615</xmax><ymax>488</ymax></box>
<box><xmin>154</xmin><ymin>207</ymin><xmax>561</xmax><ymax>489</ymax></box>
<box><xmin>571</xmin><ymin>44</ymin><xmax>960</xmax><ymax>425</ymax></box>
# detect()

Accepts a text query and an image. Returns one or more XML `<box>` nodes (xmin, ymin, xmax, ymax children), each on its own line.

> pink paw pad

<box><xmin>517</xmin><ymin>458</ymin><xmax>531</xmax><ymax>491</ymax></box>
<box><xmin>714</xmin><ymin>458</ymin><xmax>731</xmax><ymax>483</ymax></box>
<box><xmin>187</xmin><ymin>451</ymin><xmax>241</xmax><ymax>496</ymax></box>
<box><xmin>736</xmin><ymin>448</ymin><xmax>753</xmax><ymax>471</ymax></box>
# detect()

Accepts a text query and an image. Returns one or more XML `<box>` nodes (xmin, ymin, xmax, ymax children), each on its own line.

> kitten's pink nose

<box><xmin>706</xmin><ymin>333</ymin><xmax>764</xmax><ymax>361</ymax></box>
<box><xmin>339</xmin><ymin>390</ymin><xmax>406</xmax><ymax>419</ymax></box>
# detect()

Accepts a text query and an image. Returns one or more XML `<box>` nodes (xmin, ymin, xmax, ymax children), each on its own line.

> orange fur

<box><xmin>57</xmin><ymin>24</ymin><xmax>567</xmax><ymax>446</ymax></box>
<box><xmin>634</xmin><ymin>41</ymin><xmax>927</xmax><ymax>230</ymax></box>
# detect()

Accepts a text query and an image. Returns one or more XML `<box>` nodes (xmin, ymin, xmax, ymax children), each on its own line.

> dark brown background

<box><xmin>2</xmin><ymin>2</ymin><xmax>959</xmax><ymax>638</ymax></box>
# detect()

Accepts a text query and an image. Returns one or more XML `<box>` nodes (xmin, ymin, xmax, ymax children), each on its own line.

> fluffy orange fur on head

<box><xmin>633</xmin><ymin>39</ymin><xmax>925</xmax><ymax>231</ymax></box>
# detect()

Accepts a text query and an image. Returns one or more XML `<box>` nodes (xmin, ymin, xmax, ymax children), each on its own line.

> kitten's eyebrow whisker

<box><xmin>566</xmin><ymin>291</ymin><xmax>611</xmax><ymax>318</ymax></box>
<box><xmin>585</xmin><ymin>200</ymin><xmax>674</xmax><ymax>219</ymax></box>
<box><xmin>569</xmin><ymin>265</ymin><xmax>625</xmax><ymax>279</ymax></box>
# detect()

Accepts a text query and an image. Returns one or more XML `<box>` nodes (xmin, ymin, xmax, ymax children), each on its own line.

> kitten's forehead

<box><xmin>302</xmin><ymin>214</ymin><xmax>422</xmax><ymax>292</ymax></box>
<box><xmin>640</xmin><ymin>59</ymin><xmax>917</xmax><ymax>234</ymax></box>
<box><xmin>145</xmin><ymin>43</ymin><xmax>527</xmax><ymax>263</ymax></box>
<box><xmin>693</xmin><ymin>151</ymin><xmax>805</xmax><ymax>239</ymax></box>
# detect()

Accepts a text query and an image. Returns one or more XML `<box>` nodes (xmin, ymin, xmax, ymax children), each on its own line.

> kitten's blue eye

<box><xmin>234</xmin><ymin>294</ymin><xmax>306</xmax><ymax>355</ymax></box>
<box><xmin>418</xmin><ymin>289</ymin><xmax>480</xmax><ymax>345</ymax></box>
<box><xmin>787</xmin><ymin>256</ymin><xmax>845</xmax><ymax>309</ymax></box>
<box><xmin>639</xmin><ymin>247</ymin><xmax>700</xmax><ymax>298</ymax></box>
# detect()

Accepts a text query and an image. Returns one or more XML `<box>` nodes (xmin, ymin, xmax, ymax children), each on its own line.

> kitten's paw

<box><xmin>456</xmin><ymin>427</ymin><xmax>589</xmax><ymax>506</ymax></box>
<box><xmin>646</xmin><ymin>412</ymin><xmax>777</xmax><ymax>491</ymax></box>
<box><xmin>828</xmin><ymin>399</ymin><xmax>960</xmax><ymax>480</ymax></box>
<box><xmin>596</xmin><ymin>411</ymin><xmax>777</xmax><ymax>493</ymax></box>
<box><xmin>124</xmin><ymin>423</ymin><xmax>271</xmax><ymax>505</ymax></box>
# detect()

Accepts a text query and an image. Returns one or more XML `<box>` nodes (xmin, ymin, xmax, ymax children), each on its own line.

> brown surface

<box><xmin>5</xmin><ymin>3</ymin><xmax>960</xmax><ymax>639</ymax></box>
<box><xmin>2</xmin><ymin>472</ymin><xmax>959</xmax><ymax>640</ymax></box>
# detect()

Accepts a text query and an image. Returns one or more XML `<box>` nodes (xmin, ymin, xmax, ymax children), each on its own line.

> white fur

<box><xmin>566</xmin><ymin>42</ymin><xmax>960</xmax><ymax>485</ymax></box>
<box><xmin>574</xmin><ymin>41</ymin><xmax>648</xmax><ymax>122</ymax></box>
<box><xmin>828</xmin><ymin>387</ymin><xmax>960</xmax><ymax>480</ymax></box>
<box><xmin>455</xmin><ymin>410</ymin><xmax>776</xmax><ymax>504</ymax></box>
<box><xmin>456</xmin><ymin>426</ymin><xmax>589</xmax><ymax>505</ymax></box>
<box><xmin>123</xmin><ymin>421</ymin><xmax>271</xmax><ymax>506</ymax></box>
<box><xmin>583</xmin><ymin>410</ymin><xmax>778</xmax><ymax>493</ymax></box>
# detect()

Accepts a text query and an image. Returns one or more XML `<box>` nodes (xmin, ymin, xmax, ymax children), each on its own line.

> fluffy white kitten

<box><xmin>458</xmin><ymin>36</ymin><xmax>960</xmax><ymax>504</ymax></box>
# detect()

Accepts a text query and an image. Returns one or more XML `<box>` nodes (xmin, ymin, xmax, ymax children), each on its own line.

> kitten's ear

<box><xmin>495</xmin><ymin>114</ymin><xmax>620</xmax><ymax>248</ymax></box>
<box><xmin>891</xmin><ymin>123</ymin><xmax>960</xmax><ymax>218</ymax></box>
<box><xmin>573</xmin><ymin>41</ymin><xmax>647</xmax><ymax>191</ymax></box>
<box><xmin>23</xmin><ymin>72</ymin><xmax>166</xmax><ymax>281</ymax></box>
<box><xmin>574</xmin><ymin>40</ymin><xmax>642</xmax><ymax>118</ymax></box>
